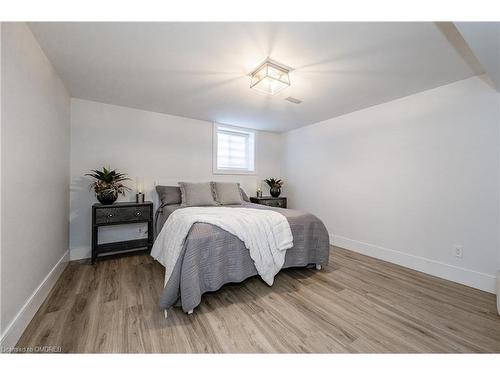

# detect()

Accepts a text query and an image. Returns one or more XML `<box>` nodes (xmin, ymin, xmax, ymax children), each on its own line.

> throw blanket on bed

<box><xmin>151</xmin><ymin>206</ymin><xmax>294</xmax><ymax>286</ymax></box>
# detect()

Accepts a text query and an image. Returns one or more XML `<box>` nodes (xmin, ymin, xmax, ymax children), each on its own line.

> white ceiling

<box><xmin>455</xmin><ymin>22</ymin><xmax>500</xmax><ymax>92</ymax></box>
<box><xmin>29</xmin><ymin>22</ymin><xmax>483</xmax><ymax>132</ymax></box>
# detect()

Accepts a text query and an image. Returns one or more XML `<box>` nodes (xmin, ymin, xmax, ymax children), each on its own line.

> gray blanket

<box><xmin>156</xmin><ymin>203</ymin><xmax>330</xmax><ymax>312</ymax></box>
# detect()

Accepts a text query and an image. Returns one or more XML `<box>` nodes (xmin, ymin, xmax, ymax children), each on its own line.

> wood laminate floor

<box><xmin>16</xmin><ymin>246</ymin><xmax>500</xmax><ymax>353</ymax></box>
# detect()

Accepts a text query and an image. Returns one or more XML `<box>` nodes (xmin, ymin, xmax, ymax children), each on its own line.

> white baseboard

<box><xmin>331</xmin><ymin>234</ymin><xmax>496</xmax><ymax>294</ymax></box>
<box><xmin>70</xmin><ymin>246</ymin><xmax>90</xmax><ymax>261</ymax></box>
<box><xmin>0</xmin><ymin>250</ymin><xmax>69</xmax><ymax>352</ymax></box>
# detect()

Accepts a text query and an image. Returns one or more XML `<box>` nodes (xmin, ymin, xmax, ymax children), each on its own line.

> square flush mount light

<box><xmin>250</xmin><ymin>60</ymin><xmax>291</xmax><ymax>95</ymax></box>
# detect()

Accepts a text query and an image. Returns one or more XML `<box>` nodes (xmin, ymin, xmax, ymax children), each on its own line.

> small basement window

<box><xmin>213</xmin><ymin>123</ymin><xmax>255</xmax><ymax>174</ymax></box>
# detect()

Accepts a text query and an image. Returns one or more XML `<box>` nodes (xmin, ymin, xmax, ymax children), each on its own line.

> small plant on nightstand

<box><xmin>86</xmin><ymin>167</ymin><xmax>131</xmax><ymax>205</ymax></box>
<box><xmin>264</xmin><ymin>178</ymin><xmax>284</xmax><ymax>198</ymax></box>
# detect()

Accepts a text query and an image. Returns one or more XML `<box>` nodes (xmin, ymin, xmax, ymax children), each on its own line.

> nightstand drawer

<box><xmin>261</xmin><ymin>199</ymin><xmax>285</xmax><ymax>207</ymax></box>
<box><xmin>95</xmin><ymin>205</ymin><xmax>151</xmax><ymax>224</ymax></box>
<box><xmin>250</xmin><ymin>197</ymin><xmax>287</xmax><ymax>208</ymax></box>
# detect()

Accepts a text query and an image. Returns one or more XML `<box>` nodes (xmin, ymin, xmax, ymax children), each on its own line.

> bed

<box><xmin>153</xmin><ymin>185</ymin><xmax>330</xmax><ymax>315</ymax></box>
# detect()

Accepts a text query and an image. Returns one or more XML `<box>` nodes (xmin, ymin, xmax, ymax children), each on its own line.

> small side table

<box><xmin>91</xmin><ymin>201</ymin><xmax>154</xmax><ymax>264</ymax></box>
<box><xmin>249</xmin><ymin>196</ymin><xmax>287</xmax><ymax>208</ymax></box>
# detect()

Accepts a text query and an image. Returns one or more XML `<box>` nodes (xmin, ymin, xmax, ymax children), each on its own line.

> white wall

<box><xmin>70</xmin><ymin>99</ymin><xmax>282</xmax><ymax>260</ymax></box>
<box><xmin>1</xmin><ymin>23</ymin><xmax>70</xmax><ymax>347</ymax></box>
<box><xmin>282</xmin><ymin>76</ymin><xmax>499</xmax><ymax>293</ymax></box>
<box><xmin>498</xmin><ymin>92</ymin><xmax>500</xmax><ymax>302</ymax></box>
<box><xmin>0</xmin><ymin>21</ymin><xmax>3</xmax><ymax>345</ymax></box>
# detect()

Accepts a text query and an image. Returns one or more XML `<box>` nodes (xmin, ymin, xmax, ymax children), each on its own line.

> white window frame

<box><xmin>213</xmin><ymin>122</ymin><xmax>256</xmax><ymax>175</ymax></box>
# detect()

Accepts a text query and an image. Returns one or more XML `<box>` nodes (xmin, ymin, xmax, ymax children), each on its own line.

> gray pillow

<box><xmin>179</xmin><ymin>182</ymin><xmax>219</xmax><ymax>207</ymax></box>
<box><xmin>214</xmin><ymin>182</ymin><xmax>243</xmax><ymax>205</ymax></box>
<box><xmin>239</xmin><ymin>187</ymin><xmax>250</xmax><ymax>202</ymax></box>
<box><xmin>156</xmin><ymin>185</ymin><xmax>181</xmax><ymax>205</ymax></box>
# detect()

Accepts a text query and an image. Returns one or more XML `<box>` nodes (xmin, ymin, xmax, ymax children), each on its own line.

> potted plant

<box><xmin>86</xmin><ymin>167</ymin><xmax>131</xmax><ymax>205</ymax></box>
<box><xmin>264</xmin><ymin>178</ymin><xmax>284</xmax><ymax>198</ymax></box>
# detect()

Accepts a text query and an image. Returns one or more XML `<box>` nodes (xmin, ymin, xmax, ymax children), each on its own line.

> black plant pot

<box><xmin>270</xmin><ymin>186</ymin><xmax>281</xmax><ymax>198</ymax></box>
<box><xmin>96</xmin><ymin>191</ymin><xmax>118</xmax><ymax>205</ymax></box>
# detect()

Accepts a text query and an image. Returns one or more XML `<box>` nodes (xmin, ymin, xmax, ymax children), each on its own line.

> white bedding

<box><xmin>150</xmin><ymin>206</ymin><xmax>294</xmax><ymax>286</ymax></box>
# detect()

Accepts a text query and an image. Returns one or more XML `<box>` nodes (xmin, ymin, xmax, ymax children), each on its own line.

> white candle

<box><xmin>136</xmin><ymin>177</ymin><xmax>144</xmax><ymax>193</ymax></box>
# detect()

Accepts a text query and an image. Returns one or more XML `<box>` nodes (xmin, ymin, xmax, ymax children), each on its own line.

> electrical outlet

<box><xmin>454</xmin><ymin>245</ymin><xmax>463</xmax><ymax>258</ymax></box>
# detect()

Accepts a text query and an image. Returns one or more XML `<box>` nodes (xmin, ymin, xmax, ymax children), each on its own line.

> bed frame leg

<box><xmin>164</xmin><ymin>309</ymin><xmax>168</xmax><ymax>319</ymax></box>
<box><xmin>187</xmin><ymin>309</ymin><xmax>194</xmax><ymax>315</ymax></box>
<box><xmin>315</xmin><ymin>264</ymin><xmax>322</xmax><ymax>270</ymax></box>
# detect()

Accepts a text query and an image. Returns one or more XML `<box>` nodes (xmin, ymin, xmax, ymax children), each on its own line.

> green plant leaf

<box><xmin>86</xmin><ymin>166</ymin><xmax>130</xmax><ymax>194</ymax></box>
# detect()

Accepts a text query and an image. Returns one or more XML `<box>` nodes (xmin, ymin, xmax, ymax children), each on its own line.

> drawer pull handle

<box><xmin>135</xmin><ymin>211</ymin><xmax>142</xmax><ymax>216</ymax></box>
<box><xmin>108</xmin><ymin>213</ymin><xmax>114</xmax><ymax>218</ymax></box>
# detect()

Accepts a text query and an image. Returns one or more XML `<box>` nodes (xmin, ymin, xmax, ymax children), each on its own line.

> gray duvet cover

<box><xmin>155</xmin><ymin>202</ymin><xmax>330</xmax><ymax>312</ymax></box>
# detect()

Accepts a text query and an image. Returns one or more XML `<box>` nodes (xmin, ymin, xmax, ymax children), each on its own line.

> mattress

<box><xmin>155</xmin><ymin>202</ymin><xmax>330</xmax><ymax>312</ymax></box>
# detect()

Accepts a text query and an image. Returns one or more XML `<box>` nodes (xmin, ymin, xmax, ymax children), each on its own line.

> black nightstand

<box><xmin>91</xmin><ymin>201</ymin><xmax>154</xmax><ymax>264</ymax></box>
<box><xmin>250</xmin><ymin>196</ymin><xmax>287</xmax><ymax>208</ymax></box>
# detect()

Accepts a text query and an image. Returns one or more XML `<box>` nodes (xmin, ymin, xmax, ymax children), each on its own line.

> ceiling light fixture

<box><xmin>250</xmin><ymin>59</ymin><xmax>291</xmax><ymax>96</ymax></box>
